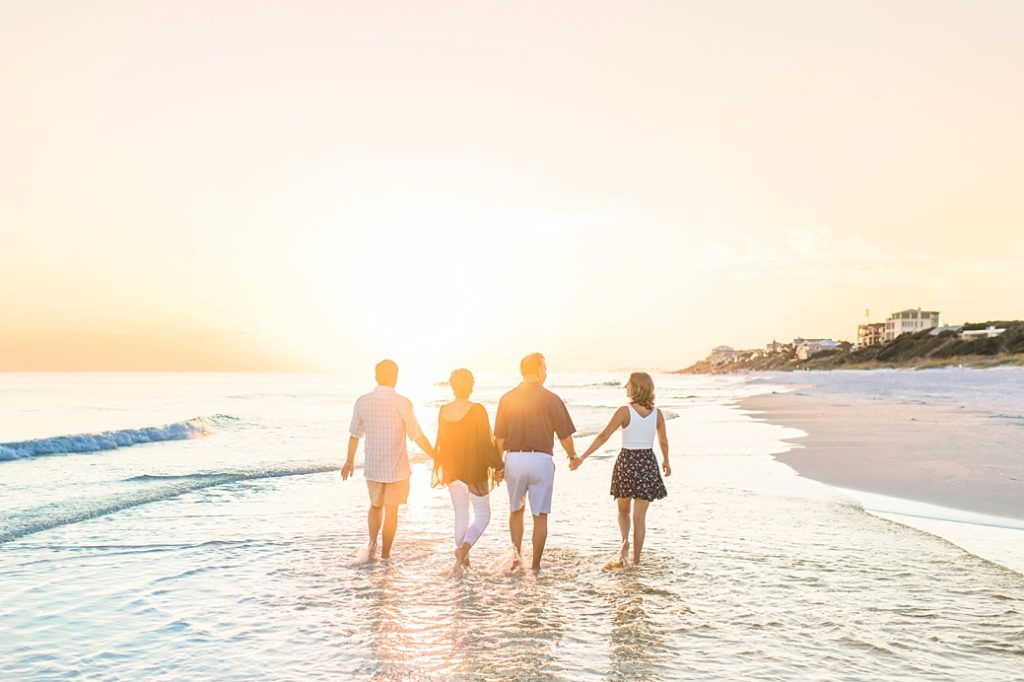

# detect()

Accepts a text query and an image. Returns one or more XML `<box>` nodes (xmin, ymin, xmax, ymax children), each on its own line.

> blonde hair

<box><xmin>627</xmin><ymin>372</ymin><xmax>655</xmax><ymax>410</ymax></box>
<box><xmin>449</xmin><ymin>368</ymin><xmax>474</xmax><ymax>399</ymax></box>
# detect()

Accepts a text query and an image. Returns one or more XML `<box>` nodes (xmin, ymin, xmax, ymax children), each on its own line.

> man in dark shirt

<box><xmin>494</xmin><ymin>352</ymin><xmax>579</xmax><ymax>570</ymax></box>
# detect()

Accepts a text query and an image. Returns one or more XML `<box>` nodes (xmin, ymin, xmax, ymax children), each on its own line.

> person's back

<box><xmin>341</xmin><ymin>359</ymin><xmax>435</xmax><ymax>561</ymax></box>
<box><xmin>494</xmin><ymin>353</ymin><xmax>577</xmax><ymax>570</ymax></box>
<box><xmin>433</xmin><ymin>368</ymin><xmax>503</xmax><ymax>575</ymax></box>
<box><xmin>573</xmin><ymin>372</ymin><xmax>670</xmax><ymax>566</ymax></box>
<box><xmin>621</xmin><ymin>403</ymin><xmax>657</xmax><ymax>450</ymax></box>
<box><xmin>434</xmin><ymin>402</ymin><xmax>499</xmax><ymax>493</ymax></box>
<box><xmin>352</xmin><ymin>386</ymin><xmax>417</xmax><ymax>483</ymax></box>
<box><xmin>494</xmin><ymin>383</ymin><xmax>570</xmax><ymax>455</ymax></box>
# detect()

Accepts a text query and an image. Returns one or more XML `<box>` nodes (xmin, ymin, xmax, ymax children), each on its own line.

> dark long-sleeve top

<box><xmin>432</xmin><ymin>403</ymin><xmax>504</xmax><ymax>496</ymax></box>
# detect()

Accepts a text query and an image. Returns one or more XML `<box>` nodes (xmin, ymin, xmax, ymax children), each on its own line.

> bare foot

<box><xmin>354</xmin><ymin>542</ymin><xmax>379</xmax><ymax>565</ymax></box>
<box><xmin>620</xmin><ymin>539</ymin><xmax>630</xmax><ymax>566</ymax></box>
<box><xmin>508</xmin><ymin>546</ymin><xmax>523</xmax><ymax>572</ymax></box>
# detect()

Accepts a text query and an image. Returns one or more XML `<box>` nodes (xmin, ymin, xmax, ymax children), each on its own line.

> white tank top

<box><xmin>621</xmin><ymin>404</ymin><xmax>657</xmax><ymax>449</ymax></box>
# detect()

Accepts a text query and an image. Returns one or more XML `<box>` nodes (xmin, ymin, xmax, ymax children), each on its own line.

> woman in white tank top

<box><xmin>573</xmin><ymin>372</ymin><xmax>671</xmax><ymax>566</ymax></box>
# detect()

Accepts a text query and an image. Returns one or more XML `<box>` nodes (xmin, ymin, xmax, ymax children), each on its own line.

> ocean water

<box><xmin>749</xmin><ymin>366</ymin><xmax>1024</xmax><ymax>417</ymax></box>
<box><xmin>1</xmin><ymin>371</ymin><xmax>1023</xmax><ymax>680</ymax></box>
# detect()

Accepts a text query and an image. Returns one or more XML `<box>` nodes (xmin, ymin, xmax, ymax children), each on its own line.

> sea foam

<box><xmin>0</xmin><ymin>417</ymin><xmax>223</xmax><ymax>461</ymax></box>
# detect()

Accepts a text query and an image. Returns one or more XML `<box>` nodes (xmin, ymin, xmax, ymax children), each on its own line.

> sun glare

<box><xmin>300</xmin><ymin>211</ymin><xmax>540</xmax><ymax>374</ymax></box>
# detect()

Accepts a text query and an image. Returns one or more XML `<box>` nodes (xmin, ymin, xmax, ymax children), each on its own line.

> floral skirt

<box><xmin>610</xmin><ymin>448</ymin><xmax>667</xmax><ymax>501</ymax></box>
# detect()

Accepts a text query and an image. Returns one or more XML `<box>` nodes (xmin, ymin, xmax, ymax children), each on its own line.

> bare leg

<box><xmin>367</xmin><ymin>504</ymin><xmax>382</xmax><ymax>557</ymax></box>
<box><xmin>509</xmin><ymin>507</ymin><xmax>525</xmax><ymax>555</ymax></box>
<box><xmin>531</xmin><ymin>513</ymin><xmax>548</xmax><ymax>570</ymax></box>
<box><xmin>616</xmin><ymin>498</ymin><xmax>631</xmax><ymax>563</ymax></box>
<box><xmin>632</xmin><ymin>499</ymin><xmax>650</xmax><ymax>565</ymax></box>
<box><xmin>452</xmin><ymin>541</ymin><xmax>472</xmax><ymax>574</ymax></box>
<box><xmin>381</xmin><ymin>504</ymin><xmax>399</xmax><ymax>559</ymax></box>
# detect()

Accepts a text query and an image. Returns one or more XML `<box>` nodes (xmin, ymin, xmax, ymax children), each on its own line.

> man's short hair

<box><xmin>375</xmin><ymin>359</ymin><xmax>398</xmax><ymax>386</ymax></box>
<box><xmin>520</xmin><ymin>352</ymin><xmax>545</xmax><ymax>377</ymax></box>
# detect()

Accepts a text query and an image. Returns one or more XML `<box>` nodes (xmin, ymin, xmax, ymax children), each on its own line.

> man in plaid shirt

<box><xmin>342</xmin><ymin>359</ymin><xmax>436</xmax><ymax>560</ymax></box>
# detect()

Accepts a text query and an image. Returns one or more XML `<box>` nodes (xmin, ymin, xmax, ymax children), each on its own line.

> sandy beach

<box><xmin>741</xmin><ymin>390</ymin><xmax>1024</xmax><ymax>521</ymax></box>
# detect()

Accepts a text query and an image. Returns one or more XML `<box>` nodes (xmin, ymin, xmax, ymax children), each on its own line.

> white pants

<box><xmin>448</xmin><ymin>480</ymin><xmax>491</xmax><ymax>547</ymax></box>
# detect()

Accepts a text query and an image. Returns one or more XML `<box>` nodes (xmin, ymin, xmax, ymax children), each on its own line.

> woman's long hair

<box><xmin>628</xmin><ymin>372</ymin><xmax>655</xmax><ymax>410</ymax></box>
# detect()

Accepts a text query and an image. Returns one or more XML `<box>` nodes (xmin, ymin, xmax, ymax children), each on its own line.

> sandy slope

<box><xmin>740</xmin><ymin>392</ymin><xmax>1024</xmax><ymax>520</ymax></box>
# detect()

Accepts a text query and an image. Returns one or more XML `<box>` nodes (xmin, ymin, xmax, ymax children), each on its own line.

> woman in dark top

<box><xmin>433</xmin><ymin>368</ymin><xmax>503</xmax><ymax>574</ymax></box>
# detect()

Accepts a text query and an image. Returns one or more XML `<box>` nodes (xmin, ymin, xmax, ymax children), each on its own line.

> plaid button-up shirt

<box><xmin>349</xmin><ymin>386</ymin><xmax>424</xmax><ymax>483</ymax></box>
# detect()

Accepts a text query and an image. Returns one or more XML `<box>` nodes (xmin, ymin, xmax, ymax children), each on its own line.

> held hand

<box><xmin>569</xmin><ymin>456</ymin><xmax>582</xmax><ymax>471</ymax></box>
<box><xmin>662</xmin><ymin>461</ymin><xmax>671</xmax><ymax>477</ymax></box>
<box><xmin>341</xmin><ymin>462</ymin><xmax>354</xmax><ymax>480</ymax></box>
<box><xmin>494</xmin><ymin>470</ymin><xmax>505</xmax><ymax>484</ymax></box>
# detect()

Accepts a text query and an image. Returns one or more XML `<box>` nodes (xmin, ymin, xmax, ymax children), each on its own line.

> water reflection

<box><xmin>606</xmin><ymin>563</ymin><xmax>680</xmax><ymax>681</ymax></box>
<box><xmin>362</xmin><ymin>558</ymin><xmax>465</xmax><ymax>679</ymax></box>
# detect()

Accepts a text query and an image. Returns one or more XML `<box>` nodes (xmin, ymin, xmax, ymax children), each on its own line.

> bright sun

<box><xmin>291</xmin><ymin>208</ymin><xmax>590</xmax><ymax>375</ymax></box>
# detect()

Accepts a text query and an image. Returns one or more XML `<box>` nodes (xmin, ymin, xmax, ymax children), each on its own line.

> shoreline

<box><xmin>740</xmin><ymin>390</ymin><xmax>1024</xmax><ymax>573</ymax></box>
<box><xmin>676</xmin><ymin>352</ymin><xmax>1024</xmax><ymax>375</ymax></box>
<box><xmin>739</xmin><ymin>392</ymin><xmax>1024</xmax><ymax>520</ymax></box>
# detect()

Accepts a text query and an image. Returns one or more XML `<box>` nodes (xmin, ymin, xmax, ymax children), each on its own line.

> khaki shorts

<box><xmin>366</xmin><ymin>478</ymin><xmax>410</xmax><ymax>507</ymax></box>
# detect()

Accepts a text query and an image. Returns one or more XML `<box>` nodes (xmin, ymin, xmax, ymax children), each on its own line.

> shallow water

<box><xmin>2</xmin><ymin>372</ymin><xmax>1023</xmax><ymax>680</ymax></box>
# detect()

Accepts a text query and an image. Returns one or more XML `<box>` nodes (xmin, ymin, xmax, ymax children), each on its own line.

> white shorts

<box><xmin>505</xmin><ymin>451</ymin><xmax>555</xmax><ymax>515</ymax></box>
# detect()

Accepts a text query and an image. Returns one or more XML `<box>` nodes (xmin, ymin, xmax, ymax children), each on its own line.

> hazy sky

<box><xmin>2</xmin><ymin>1</ymin><xmax>1022</xmax><ymax>372</ymax></box>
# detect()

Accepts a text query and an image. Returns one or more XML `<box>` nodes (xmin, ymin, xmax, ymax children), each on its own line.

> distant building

<box><xmin>961</xmin><ymin>325</ymin><xmax>1006</xmax><ymax>339</ymax></box>
<box><xmin>857</xmin><ymin>322</ymin><xmax>885</xmax><ymax>348</ymax></box>
<box><xmin>794</xmin><ymin>338</ymin><xmax>841</xmax><ymax>360</ymax></box>
<box><xmin>884</xmin><ymin>308</ymin><xmax>940</xmax><ymax>342</ymax></box>
<box><xmin>709</xmin><ymin>346</ymin><xmax>736</xmax><ymax>365</ymax></box>
<box><xmin>929</xmin><ymin>325</ymin><xmax>963</xmax><ymax>336</ymax></box>
<box><xmin>766</xmin><ymin>340</ymin><xmax>787</xmax><ymax>354</ymax></box>
<box><xmin>708</xmin><ymin>346</ymin><xmax>764</xmax><ymax>365</ymax></box>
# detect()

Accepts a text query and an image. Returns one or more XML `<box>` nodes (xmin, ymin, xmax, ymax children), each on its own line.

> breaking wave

<box><xmin>0</xmin><ymin>416</ymin><xmax>234</xmax><ymax>462</ymax></box>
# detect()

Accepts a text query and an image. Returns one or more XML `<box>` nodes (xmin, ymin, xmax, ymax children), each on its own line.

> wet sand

<box><xmin>741</xmin><ymin>392</ymin><xmax>1024</xmax><ymax>520</ymax></box>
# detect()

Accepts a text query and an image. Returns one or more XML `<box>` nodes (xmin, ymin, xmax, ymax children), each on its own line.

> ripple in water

<box><xmin>2</xmin><ymin>372</ymin><xmax>1023</xmax><ymax>680</ymax></box>
<box><xmin>2</xmin><ymin>468</ymin><xmax>1023</xmax><ymax>681</ymax></box>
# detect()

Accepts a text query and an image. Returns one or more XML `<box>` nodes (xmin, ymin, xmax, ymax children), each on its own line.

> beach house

<box><xmin>929</xmin><ymin>325</ymin><xmax>964</xmax><ymax>336</ymax></box>
<box><xmin>794</xmin><ymin>338</ymin><xmax>842</xmax><ymax>360</ymax></box>
<box><xmin>708</xmin><ymin>346</ymin><xmax>764</xmax><ymax>365</ymax></box>
<box><xmin>857</xmin><ymin>323</ymin><xmax>885</xmax><ymax>348</ymax></box>
<box><xmin>883</xmin><ymin>308</ymin><xmax>940</xmax><ymax>342</ymax></box>
<box><xmin>961</xmin><ymin>325</ymin><xmax>1006</xmax><ymax>339</ymax></box>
